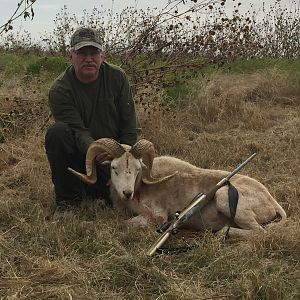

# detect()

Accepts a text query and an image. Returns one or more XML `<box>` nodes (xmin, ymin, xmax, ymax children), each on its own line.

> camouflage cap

<box><xmin>70</xmin><ymin>27</ymin><xmax>103</xmax><ymax>51</ymax></box>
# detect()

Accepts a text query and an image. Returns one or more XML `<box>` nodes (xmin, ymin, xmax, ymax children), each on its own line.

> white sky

<box><xmin>1</xmin><ymin>0</ymin><xmax>296</xmax><ymax>41</ymax></box>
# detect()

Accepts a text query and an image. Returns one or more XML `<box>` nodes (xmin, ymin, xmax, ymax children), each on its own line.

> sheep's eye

<box><xmin>111</xmin><ymin>166</ymin><xmax>118</xmax><ymax>175</ymax></box>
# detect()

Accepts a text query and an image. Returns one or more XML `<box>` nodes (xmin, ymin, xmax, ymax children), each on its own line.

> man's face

<box><xmin>70</xmin><ymin>46</ymin><xmax>104</xmax><ymax>83</ymax></box>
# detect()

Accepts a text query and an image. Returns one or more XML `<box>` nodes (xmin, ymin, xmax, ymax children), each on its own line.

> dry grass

<box><xmin>0</xmin><ymin>68</ymin><xmax>299</xmax><ymax>299</ymax></box>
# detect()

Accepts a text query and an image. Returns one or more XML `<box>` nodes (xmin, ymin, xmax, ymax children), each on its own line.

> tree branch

<box><xmin>0</xmin><ymin>0</ymin><xmax>37</xmax><ymax>35</ymax></box>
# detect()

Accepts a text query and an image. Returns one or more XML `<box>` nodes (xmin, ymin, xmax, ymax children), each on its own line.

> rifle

<box><xmin>146</xmin><ymin>153</ymin><xmax>257</xmax><ymax>256</ymax></box>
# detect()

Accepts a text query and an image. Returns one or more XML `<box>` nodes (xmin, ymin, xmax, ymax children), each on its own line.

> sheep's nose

<box><xmin>123</xmin><ymin>190</ymin><xmax>133</xmax><ymax>199</ymax></box>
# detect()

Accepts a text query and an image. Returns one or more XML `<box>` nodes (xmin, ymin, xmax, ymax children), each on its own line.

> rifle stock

<box><xmin>146</xmin><ymin>153</ymin><xmax>257</xmax><ymax>256</ymax></box>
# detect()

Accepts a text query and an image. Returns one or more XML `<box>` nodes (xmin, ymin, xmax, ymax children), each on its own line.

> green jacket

<box><xmin>48</xmin><ymin>62</ymin><xmax>139</xmax><ymax>154</ymax></box>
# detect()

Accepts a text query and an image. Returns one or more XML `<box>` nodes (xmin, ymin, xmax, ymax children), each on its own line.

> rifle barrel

<box><xmin>223</xmin><ymin>152</ymin><xmax>257</xmax><ymax>183</ymax></box>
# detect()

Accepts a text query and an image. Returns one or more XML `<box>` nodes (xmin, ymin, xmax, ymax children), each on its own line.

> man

<box><xmin>45</xmin><ymin>27</ymin><xmax>139</xmax><ymax>215</ymax></box>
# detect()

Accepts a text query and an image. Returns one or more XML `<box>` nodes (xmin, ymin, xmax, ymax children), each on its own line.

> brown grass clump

<box><xmin>0</xmin><ymin>74</ymin><xmax>51</xmax><ymax>140</ymax></box>
<box><xmin>0</xmin><ymin>66</ymin><xmax>299</xmax><ymax>299</ymax></box>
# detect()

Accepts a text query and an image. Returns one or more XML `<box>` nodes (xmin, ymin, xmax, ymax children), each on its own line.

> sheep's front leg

<box><xmin>125</xmin><ymin>215</ymin><xmax>150</xmax><ymax>228</ymax></box>
<box><xmin>125</xmin><ymin>210</ymin><xmax>168</xmax><ymax>228</ymax></box>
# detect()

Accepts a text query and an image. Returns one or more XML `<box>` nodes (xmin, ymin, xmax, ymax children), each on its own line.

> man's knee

<box><xmin>45</xmin><ymin>122</ymin><xmax>75</xmax><ymax>153</ymax></box>
<box><xmin>45</xmin><ymin>122</ymin><xmax>71</xmax><ymax>141</ymax></box>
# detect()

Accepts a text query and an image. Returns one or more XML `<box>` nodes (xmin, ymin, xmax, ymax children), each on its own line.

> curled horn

<box><xmin>130</xmin><ymin>139</ymin><xmax>177</xmax><ymax>184</ymax></box>
<box><xmin>68</xmin><ymin>138</ymin><xmax>125</xmax><ymax>184</ymax></box>
<box><xmin>130</xmin><ymin>139</ymin><xmax>155</xmax><ymax>169</ymax></box>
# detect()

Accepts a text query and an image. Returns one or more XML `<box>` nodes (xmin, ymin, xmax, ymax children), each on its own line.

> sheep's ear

<box><xmin>142</xmin><ymin>171</ymin><xmax>178</xmax><ymax>185</ymax></box>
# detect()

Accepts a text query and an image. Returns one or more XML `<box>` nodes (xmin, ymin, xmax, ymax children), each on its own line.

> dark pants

<box><xmin>45</xmin><ymin>122</ymin><xmax>112</xmax><ymax>207</ymax></box>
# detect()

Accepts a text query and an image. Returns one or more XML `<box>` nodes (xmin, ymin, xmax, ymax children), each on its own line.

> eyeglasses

<box><xmin>74</xmin><ymin>49</ymin><xmax>101</xmax><ymax>58</ymax></box>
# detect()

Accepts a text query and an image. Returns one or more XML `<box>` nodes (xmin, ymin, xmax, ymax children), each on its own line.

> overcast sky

<box><xmin>1</xmin><ymin>0</ymin><xmax>296</xmax><ymax>41</ymax></box>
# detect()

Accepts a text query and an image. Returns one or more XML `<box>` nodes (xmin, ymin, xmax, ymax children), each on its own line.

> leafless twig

<box><xmin>0</xmin><ymin>0</ymin><xmax>37</xmax><ymax>35</ymax></box>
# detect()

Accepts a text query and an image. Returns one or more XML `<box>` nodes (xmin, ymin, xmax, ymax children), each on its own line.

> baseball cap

<box><xmin>70</xmin><ymin>27</ymin><xmax>103</xmax><ymax>51</ymax></box>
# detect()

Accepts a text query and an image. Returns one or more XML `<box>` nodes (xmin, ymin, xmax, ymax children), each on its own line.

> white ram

<box><xmin>68</xmin><ymin>138</ymin><xmax>287</xmax><ymax>238</ymax></box>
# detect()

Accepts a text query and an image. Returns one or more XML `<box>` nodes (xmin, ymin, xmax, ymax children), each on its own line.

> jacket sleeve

<box><xmin>48</xmin><ymin>87</ymin><xmax>94</xmax><ymax>154</ymax></box>
<box><xmin>117</xmin><ymin>71</ymin><xmax>141</xmax><ymax>146</ymax></box>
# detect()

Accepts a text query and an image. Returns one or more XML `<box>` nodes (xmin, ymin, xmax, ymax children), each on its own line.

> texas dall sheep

<box><xmin>68</xmin><ymin>138</ymin><xmax>287</xmax><ymax>239</ymax></box>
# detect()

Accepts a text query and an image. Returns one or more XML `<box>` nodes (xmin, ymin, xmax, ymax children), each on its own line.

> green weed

<box><xmin>26</xmin><ymin>56</ymin><xmax>69</xmax><ymax>75</ymax></box>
